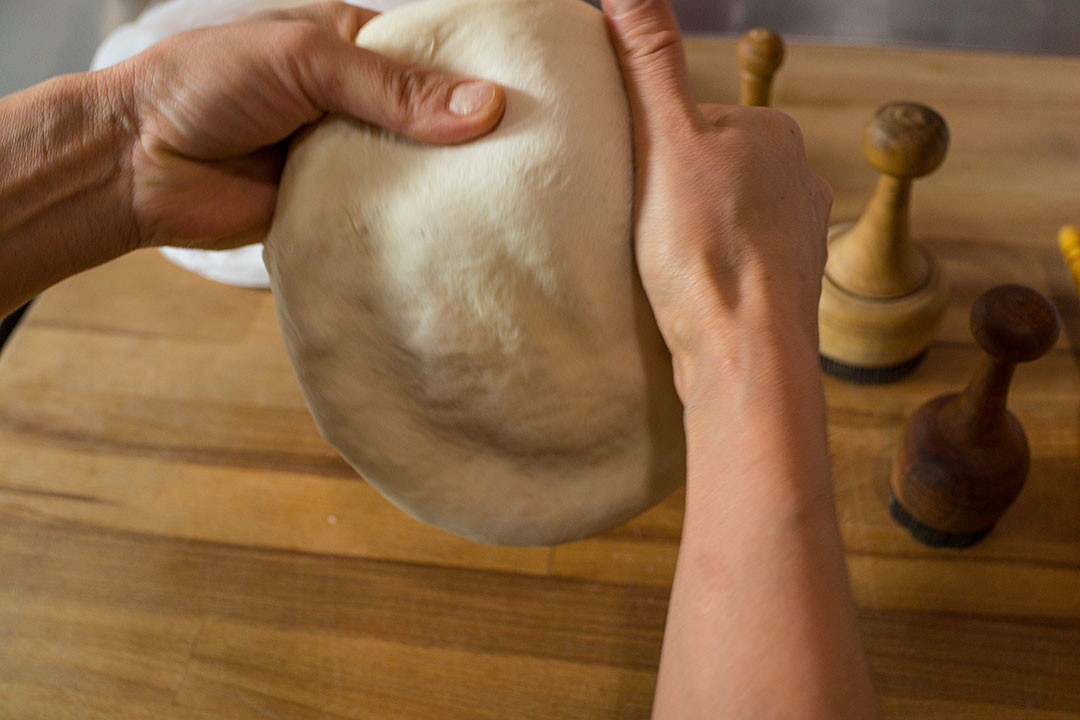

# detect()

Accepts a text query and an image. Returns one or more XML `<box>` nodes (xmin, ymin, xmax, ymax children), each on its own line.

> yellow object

<box><xmin>1058</xmin><ymin>224</ymin><xmax>1080</xmax><ymax>297</ymax></box>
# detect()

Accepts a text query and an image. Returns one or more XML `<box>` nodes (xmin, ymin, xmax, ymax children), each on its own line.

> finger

<box><xmin>600</xmin><ymin>0</ymin><xmax>699</xmax><ymax>135</ymax></box>
<box><xmin>287</xmin><ymin>24</ymin><xmax>506</xmax><ymax>144</ymax></box>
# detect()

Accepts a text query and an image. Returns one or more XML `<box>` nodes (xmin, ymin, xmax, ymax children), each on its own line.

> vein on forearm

<box><xmin>0</xmin><ymin>70</ymin><xmax>134</xmax><ymax>315</ymax></box>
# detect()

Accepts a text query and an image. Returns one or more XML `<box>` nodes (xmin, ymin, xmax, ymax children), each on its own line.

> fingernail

<box><xmin>448</xmin><ymin>81</ymin><xmax>496</xmax><ymax>116</ymax></box>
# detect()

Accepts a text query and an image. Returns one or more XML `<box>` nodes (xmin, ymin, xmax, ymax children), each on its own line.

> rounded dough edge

<box><xmin>264</xmin><ymin>0</ymin><xmax>686</xmax><ymax>545</ymax></box>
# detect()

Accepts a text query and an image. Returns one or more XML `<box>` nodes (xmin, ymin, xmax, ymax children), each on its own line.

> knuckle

<box><xmin>254</xmin><ymin>2</ymin><xmax>346</xmax><ymax>23</ymax></box>
<box><xmin>280</xmin><ymin>21</ymin><xmax>325</xmax><ymax>56</ymax></box>
<box><xmin>385</xmin><ymin>67</ymin><xmax>419</xmax><ymax>111</ymax></box>
<box><xmin>760</xmin><ymin>107</ymin><xmax>802</xmax><ymax>139</ymax></box>
<box><xmin>336</xmin><ymin>5</ymin><xmax>376</xmax><ymax>39</ymax></box>
<box><xmin>624</xmin><ymin>25</ymin><xmax>683</xmax><ymax>66</ymax></box>
<box><xmin>277</xmin><ymin>24</ymin><xmax>336</xmax><ymax>106</ymax></box>
<box><xmin>384</xmin><ymin>67</ymin><xmax>443</xmax><ymax>124</ymax></box>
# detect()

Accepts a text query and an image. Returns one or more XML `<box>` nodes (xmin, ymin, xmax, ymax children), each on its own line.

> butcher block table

<box><xmin>2</xmin><ymin>37</ymin><xmax>1080</xmax><ymax>719</ymax></box>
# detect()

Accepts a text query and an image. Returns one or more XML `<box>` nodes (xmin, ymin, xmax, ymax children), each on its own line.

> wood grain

<box><xmin>2</xmin><ymin>37</ymin><xmax>1080</xmax><ymax>718</ymax></box>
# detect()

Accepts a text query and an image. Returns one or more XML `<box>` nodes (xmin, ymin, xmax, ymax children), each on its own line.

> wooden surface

<box><xmin>2</xmin><ymin>37</ymin><xmax>1080</xmax><ymax>719</ymax></box>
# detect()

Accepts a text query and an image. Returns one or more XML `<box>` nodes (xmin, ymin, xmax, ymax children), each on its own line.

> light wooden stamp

<box><xmin>819</xmin><ymin>101</ymin><xmax>950</xmax><ymax>382</ymax></box>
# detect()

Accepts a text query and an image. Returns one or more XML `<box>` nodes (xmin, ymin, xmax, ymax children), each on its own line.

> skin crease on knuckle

<box><xmin>617</xmin><ymin>8</ymin><xmax>683</xmax><ymax>69</ymax></box>
<box><xmin>278</xmin><ymin>22</ymin><xmax>340</xmax><ymax>110</ymax></box>
<box><xmin>383</xmin><ymin>66</ymin><xmax>444</xmax><ymax>134</ymax></box>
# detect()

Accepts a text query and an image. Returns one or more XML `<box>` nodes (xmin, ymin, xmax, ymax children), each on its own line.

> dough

<box><xmin>264</xmin><ymin>0</ymin><xmax>685</xmax><ymax>545</ymax></box>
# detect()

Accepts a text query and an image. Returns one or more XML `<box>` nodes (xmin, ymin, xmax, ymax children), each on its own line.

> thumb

<box><xmin>601</xmin><ymin>0</ymin><xmax>698</xmax><ymax>135</ymax></box>
<box><xmin>304</xmin><ymin>42</ymin><xmax>506</xmax><ymax>145</ymax></box>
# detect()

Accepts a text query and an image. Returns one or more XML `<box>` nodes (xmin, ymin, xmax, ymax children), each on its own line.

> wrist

<box><xmin>0</xmin><ymin>68</ymin><xmax>141</xmax><ymax>313</ymax></box>
<box><xmin>95</xmin><ymin>65</ymin><xmax>142</xmax><ymax>255</ymax></box>
<box><xmin>657</xmin><ymin>261</ymin><xmax>821</xmax><ymax>405</ymax></box>
<box><xmin>672</xmin><ymin>308</ymin><xmax>820</xmax><ymax>410</ymax></box>
<box><xmin>29</xmin><ymin>68</ymin><xmax>142</xmax><ymax>258</ymax></box>
<box><xmin>674</xmin><ymin>317</ymin><xmax>833</xmax><ymax>518</ymax></box>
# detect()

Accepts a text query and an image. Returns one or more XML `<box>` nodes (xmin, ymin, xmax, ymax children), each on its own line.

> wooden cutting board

<box><xmin>1</xmin><ymin>37</ymin><xmax>1079</xmax><ymax>719</ymax></box>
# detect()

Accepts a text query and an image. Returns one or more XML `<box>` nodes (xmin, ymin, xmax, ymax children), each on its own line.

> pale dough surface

<box><xmin>264</xmin><ymin>0</ymin><xmax>685</xmax><ymax>545</ymax></box>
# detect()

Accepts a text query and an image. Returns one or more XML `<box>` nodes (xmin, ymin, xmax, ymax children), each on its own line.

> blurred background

<box><xmin>2</xmin><ymin>0</ymin><xmax>1079</xmax><ymax>97</ymax></box>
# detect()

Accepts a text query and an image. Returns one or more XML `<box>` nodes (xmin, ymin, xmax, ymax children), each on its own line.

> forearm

<box><xmin>653</xmin><ymin>322</ymin><xmax>880</xmax><ymax>720</ymax></box>
<box><xmin>0</xmin><ymin>69</ymin><xmax>135</xmax><ymax>316</ymax></box>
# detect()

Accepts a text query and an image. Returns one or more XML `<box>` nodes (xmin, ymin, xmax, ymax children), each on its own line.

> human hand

<box><xmin>601</xmin><ymin>0</ymin><xmax>832</xmax><ymax>398</ymax></box>
<box><xmin>599</xmin><ymin>11</ymin><xmax>885</xmax><ymax>720</ymax></box>
<box><xmin>113</xmin><ymin>1</ymin><xmax>505</xmax><ymax>250</ymax></box>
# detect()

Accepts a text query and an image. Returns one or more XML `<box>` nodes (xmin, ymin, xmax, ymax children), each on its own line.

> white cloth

<box><xmin>90</xmin><ymin>0</ymin><xmax>416</xmax><ymax>288</ymax></box>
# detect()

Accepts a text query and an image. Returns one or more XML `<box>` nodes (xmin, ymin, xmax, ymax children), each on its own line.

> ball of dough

<box><xmin>264</xmin><ymin>0</ymin><xmax>685</xmax><ymax>545</ymax></box>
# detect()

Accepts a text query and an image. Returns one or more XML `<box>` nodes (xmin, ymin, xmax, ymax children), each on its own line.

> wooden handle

<box><xmin>824</xmin><ymin>102</ymin><xmax>949</xmax><ymax>299</ymax></box>
<box><xmin>1057</xmin><ymin>224</ymin><xmax>1080</xmax><ymax>299</ymax></box>
<box><xmin>736</xmin><ymin>28</ymin><xmax>784</xmax><ymax>106</ymax></box>
<box><xmin>944</xmin><ymin>284</ymin><xmax>1058</xmax><ymax>445</ymax></box>
<box><xmin>969</xmin><ymin>283</ymin><xmax>1060</xmax><ymax>364</ymax></box>
<box><xmin>891</xmin><ymin>285</ymin><xmax>1060</xmax><ymax>545</ymax></box>
<box><xmin>862</xmin><ymin>102</ymin><xmax>949</xmax><ymax>178</ymax></box>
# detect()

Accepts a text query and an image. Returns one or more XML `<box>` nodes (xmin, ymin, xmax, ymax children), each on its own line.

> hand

<box><xmin>601</xmin><ymin>0</ymin><xmax>832</xmax><ymax>397</ymax></box>
<box><xmin>117</xmin><ymin>1</ymin><xmax>506</xmax><ymax>250</ymax></box>
<box><xmin>599</xmin><ymin>7</ymin><xmax>881</xmax><ymax>720</ymax></box>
